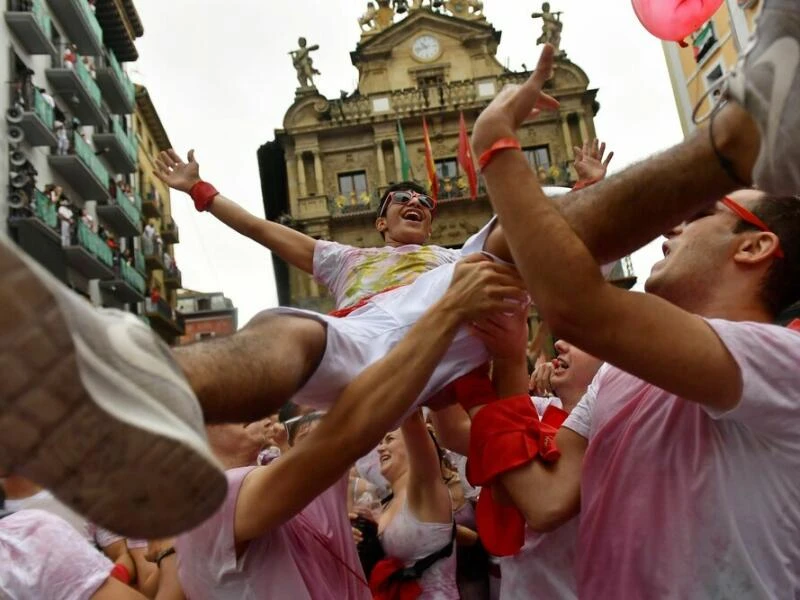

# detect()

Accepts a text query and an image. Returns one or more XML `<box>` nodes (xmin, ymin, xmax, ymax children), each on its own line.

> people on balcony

<box><xmin>62</xmin><ymin>44</ymin><xmax>77</xmax><ymax>69</ymax></box>
<box><xmin>57</xmin><ymin>199</ymin><xmax>74</xmax><ymax>248</ymax></box>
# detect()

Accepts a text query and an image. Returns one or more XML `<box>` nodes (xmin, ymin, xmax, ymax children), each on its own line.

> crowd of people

<box><xmin>2</xmin><ymin>2</ymin><xmax>800</xmax><ymax>597</ymax></box>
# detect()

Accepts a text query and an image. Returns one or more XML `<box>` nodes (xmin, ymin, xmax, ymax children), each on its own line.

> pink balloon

<box><xmin>632</xmin><ymin>0</ymin><xmax>724</xmax><ymax>42</ymax></box>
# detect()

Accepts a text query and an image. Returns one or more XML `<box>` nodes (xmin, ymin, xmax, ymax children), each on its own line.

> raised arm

<box><xmin>472</xmin><ymin>45</ymin><xmax>744</xmax><ymax>412</ymax></box>
<box><xmin>155</xmin><ymin>149</ymin><xmax>316</xmax><ymax>274</ymax></box>
<box><xmin>403</xmin><ymin>410</ymin><xmax>452</xmax><ymax>524</ymax></box>
<box><xmin>233</xmin><ymin>255</ymin><xmax>528</xmax><ymax>543</ymax></box>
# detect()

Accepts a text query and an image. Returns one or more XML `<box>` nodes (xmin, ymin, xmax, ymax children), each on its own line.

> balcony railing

<box><xmin>74</xmin><ymin>53</ymin><xmax>102</xmax><ymax>108</ymax></box>
<box><xmin>94</xmin><ymin>115</ymin><xmax>137</xmax><ymax>173</ymax></box>
<box><xmin>107</xmin><ymin>50</ymin><xmax>134</xmax><ymax>107</ymax></box>
<box><xmin>134</xmin><ymin>249</ymin><xmax>146</xmax><ymax>274</ymax></box>
<box><xmin>141</xmin><ymin>190</ymin><xmax>161</xmax><ymax>218</ymax></box>
<box><xmin>5</xmin><ymin>0</ymin><xmax>55</xmax><ymax>55</ymax></box>
<box><xmin>74</xmin><ymin>132</ymin><xmax>109</xmax><ymax>188</ymax></box>
<box><xmin>120</xmin><ymin>260</ymin><xmax>146</xmax><ymax>295</ymax></box>
<box><xmin>114</xmin><ymin>187</ymin><xmax>141</xmax><ymax>228</ymax></box>
<box><xmin>16</xmin><ymin>86</ymin><xmax>57</xmax><ymax>146</ymax></box>
<box><xmin>164</xmin><ymin>265</ymin><xmax>182</xmax><ymax>289</ymax></box>
<box><xmin>145</xmin><ymin>296</ymin><xmax>185</xmax><ymax>334</ymax></box>
<box><xmin>31</xmin><ymin>86</ymin><xmax>54</xmax><ymax>129</ymax></box>
<box><xmin>161</xmin><ymin>218</ymin><xmax>179</xmax><ymax>244</ymax></box>
<box><xmin>32</xmin><ymin>188</ymin><xmax>57</xmax><ymax>228</ymax></box>
<box><xmin>45</xmin><ymin>0</ymin><xmax>103</xmax><ymax>55</ymax></box>
<box><xmin>320</xmin><ymin>71</ymin><xmax>532</xmax><ymax>125</ymax></box>
<box><xmin>76</xmin><ymin>220</ymin><xmax>113</xmax><ymax>268</ymax></box>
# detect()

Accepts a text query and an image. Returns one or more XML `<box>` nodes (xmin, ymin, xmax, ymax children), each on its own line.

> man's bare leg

<box><xmin>173</xmin><ymin>313</ymin><xmax>326</xmax><ymax>423</ymax></box>
<box><xmin>485</xmin><ymin>102</ymin><xmax>760</xmax><ymax>264</ymax></box>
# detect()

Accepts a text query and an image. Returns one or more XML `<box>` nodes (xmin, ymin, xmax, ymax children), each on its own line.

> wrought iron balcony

<box><xmin>45</xmin><ymin>0</ymin><xmax>103</xmax><ymax>56</ymax></box>
<box><xmin>45</xmin><ymin>53</ymin><xmax>104</xmax><ymax>126</ymax></box>
<box><xmin>93</xmin><ymin>115</ymin><xmax>137</xmax><ymax>173</ymax></box>
<box><xmin>48</xmin><ymin>132</ymin><xmax>110</xmax><ymax>201</ymax></box>
<box><xmin>161</xmin><ymin>218</ymin><xmax>179</xmax><ymax>244</ymax></box>
<box><xmin>5</xmin><ymin>0</ymin><xmax>57</xmax><ymax>55</ymax></box>
<box><xmin>65</xmin><ymin>220</ymin><xmax>114</xmax><ymax>279</ymax></box>
<box><xmin>96</xmin><ymin>187</ymin><xmax>141</xmax><ymax>237</ymax></box>
<box><xmin>142</xmin><ymin>235</ymin><xmax>164</xmax><ymax>270</ymax></box>
<box><xmin>101</xmin><ymin>260</ymin><xmax>145</xmax><ymax>303</ymax></box>
<box><xmin>163</xmin><ymin>265</ymin><xmax>182</xmax><ymax>289</ymax></box>
<box><xmin>95</xmin><ymin>50</ymin><xmax>135</xmax><ymax>114</ymax></box>
<box><xmin>141</xmin><ymin>191</ymin><xmax>161</xmax><ymax>219</ymax></box>
<box><xmin>14</xmin><ymin>86</ymin><xmax>57</xmax><ymax>147</ymax></box>
<box><xmin>145</xmin><ymin>297</ymin><xmax>185</xmax><ymax>335</ymax></box>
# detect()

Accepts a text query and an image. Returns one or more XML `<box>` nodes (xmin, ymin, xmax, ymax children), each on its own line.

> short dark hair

<box><xmin>733</xmin><ymin>194</ymin><xmax>800</xmax><ymax>317</ymax></box>
<box><xmin>376</xmin><ymin>181</ymin><xmax>429</xmax><ymax>220</ymax></box>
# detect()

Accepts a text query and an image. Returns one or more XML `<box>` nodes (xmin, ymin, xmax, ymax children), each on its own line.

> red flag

<box><xmin>458</xmin><ymin>112</ymin><xmax>478</xmax><ymax>200</ymax></box>
<box><xmin>422</xmin><ymin>116</ymin><xmax>438</xmax><ymax>202</ymax></box>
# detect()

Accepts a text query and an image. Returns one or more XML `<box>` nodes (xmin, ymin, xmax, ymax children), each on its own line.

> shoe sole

<box><xmin>0</xmin><ymin>242</ymin><xmax>226</xmax><ymax>539</ymax></box>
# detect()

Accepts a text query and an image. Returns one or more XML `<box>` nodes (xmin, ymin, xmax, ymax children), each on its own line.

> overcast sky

<box><xmin>130</xmin><ymin>0</ymin><xmax>684</xmax><ymax>327</ymax></box>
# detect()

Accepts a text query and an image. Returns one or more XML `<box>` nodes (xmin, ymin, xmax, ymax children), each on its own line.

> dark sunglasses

<box><xmin>722</xmin><ymin>196</ymin><xmax>784</xmax><ymax>259</ymax></box>
<box><xmin>379</xmin><ymin>190</ymin><xmax>436</xmax><ymax>218</ymax></box>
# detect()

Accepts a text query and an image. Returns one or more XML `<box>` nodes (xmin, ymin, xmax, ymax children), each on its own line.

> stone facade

<box><xmin>262</xmin><ymin>5</ymin><xmax>601</xmax><ymax>312</ymax></box>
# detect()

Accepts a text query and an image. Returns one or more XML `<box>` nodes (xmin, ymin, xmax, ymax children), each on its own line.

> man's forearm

<box><xmin>559</xmin><ymin>113</ymin><xmax>751</xmax><ymax>264</ymax></box>
<box><xmin>209</xmin><ymin>194</ymin><xmax>315</xmax><ymax>273</ymax></box>
<box><xmin>311</xmin><ymin>294</ymin><xmax>465</xmax><ymax>462</ymax></box>
<box><xmin>483</xmin><ymin>151</ymin><xmax>609</xmax><ymax>339</ymax></box>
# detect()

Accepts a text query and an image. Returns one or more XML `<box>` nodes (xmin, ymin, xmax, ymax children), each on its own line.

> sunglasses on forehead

<box><xmin>722</xmin><ymin>196</ymin><xmax>785</xmax><ymax>259</ymax></box>
<box><xmin>379</xmin><ymin>190</ymin><xmax>436</xmax><ymax>217</ymax></box>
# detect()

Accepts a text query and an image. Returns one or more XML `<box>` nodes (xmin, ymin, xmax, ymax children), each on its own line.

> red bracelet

<box><xmin>189</xmin><ymin>181</ymin><xmax>219</xmax><ymax>212</ymax></box>
<box><xmin>478</xmin><ymin>138</ymin><xmax>522</xmax><ymax>171</ymax></box>
<box><xmin>110</xmin><ymin>563</ymin><xmax>131</xmax><ymax>585</ymax></box>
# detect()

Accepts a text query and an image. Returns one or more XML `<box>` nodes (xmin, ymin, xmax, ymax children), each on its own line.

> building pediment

<box><xmin>282</xmin><ymin>92</ymin><xmax>330</xmax><ymax>131</ymax></box>
<box><xmin>352</xmin><ymin>9</ymin><xmax>500</xmax><ymax>65</ymax></box>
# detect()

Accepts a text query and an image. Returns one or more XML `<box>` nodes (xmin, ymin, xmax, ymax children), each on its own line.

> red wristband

<box><xmin>189</xmin><ymin>181</ymin><xmax>219</xmax><ymax>212</ymax></box>
<box><xmin>572</xmin><ymin>177</ymin><xmax>602</xmax><ymax>191</ymax></box>
<box><xmin>478</xmin><ymin>138</ymin><xmax>522</xmax><ymax>171</ymax></box>
<box><xmin>110</xmin><ymin>563</ymin><xmax>131</xmax><ymax>585</ymax></box>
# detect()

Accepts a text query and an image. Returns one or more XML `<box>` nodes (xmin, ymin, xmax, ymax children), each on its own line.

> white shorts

<box><xmin>271</xmin><ymin>217</ymin><xmax>499</xmax><ymax>421</ymax></box>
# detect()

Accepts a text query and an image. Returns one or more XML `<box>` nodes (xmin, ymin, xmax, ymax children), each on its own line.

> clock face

<box><xmin>412</xmin><ymin>35</ymin><xmax>441</xmax><ymax>61</ymax></box>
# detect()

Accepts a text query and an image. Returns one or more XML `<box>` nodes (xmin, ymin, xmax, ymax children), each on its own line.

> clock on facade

<box><xmin>412</xmin><ymin>34</ymin><xmax>441</xmax><ymax>61</ymax></box>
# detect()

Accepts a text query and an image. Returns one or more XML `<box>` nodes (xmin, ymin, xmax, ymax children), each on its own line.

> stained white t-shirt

<box><xmin>563</xmin><ymin>320</ymin><xmax>800</xmax><ymax>599</ymax></box>
<box><xmin>314</xmin><ymin>240</ymin><xmax>461</xmax><ymax>310</ymax></box>
<box><xmin>0</xmin><ymin>509</ymin><xmax>112</xmax><ymax>600</ymax></box>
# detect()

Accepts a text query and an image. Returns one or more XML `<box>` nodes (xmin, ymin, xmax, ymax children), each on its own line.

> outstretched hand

<box><xmin>573</xmin><ymin>138</ymin><xmax>614</xmax><ymax>182</ymax></box>
<box><xmin>155</xmin><ymin>149</ymin><xmax>202</xmax><ymax>194</ymax></box>
<box><xmin>471</xmin><ymin>44</ymin><xmax>560</xmax><ymax>159</ymax></box>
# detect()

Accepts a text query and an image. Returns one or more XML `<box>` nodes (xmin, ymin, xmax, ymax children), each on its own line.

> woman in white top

<box><xmin>377</xmin><ymin>410</ymin><xmax>459</xmax><ymax>599</ymax></box>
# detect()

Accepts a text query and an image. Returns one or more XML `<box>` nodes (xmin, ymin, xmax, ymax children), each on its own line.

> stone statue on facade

<box><xmin>445</xmin><ymin>0</ymin><xmax>484</xmax><ymax>19</ymax></box>
<box><xmin>290</xmin><ymin>37</ymin><xmax>320</xmax><ymax>89</ymax></box>
<box><xmin>359</xmin><ymin>0</ymin><xmax>396</xmax><ymax>34</ymax></box>
<box><xmin>532</xmin><ymin>2</ymin><xmax>564</xmax><ymax>56</ymax></box>
<box><xmin>359</xmin><ymin>2</ymin><xmax>379</xmax><ymax>30</ymax></box>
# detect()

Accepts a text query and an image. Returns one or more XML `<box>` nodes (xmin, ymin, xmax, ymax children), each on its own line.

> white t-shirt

<box><xmin>563</xmin><ymin>320</ymin><xmax>800</xmax><ymax>599</ymax></box>
<box><xmin>4</xmin><ymin>489</ymin><xmax>89</xmax><ymax>541</ymax></box>
<box><xmin>0</xmin><ymin>510</ymin><xmax>112</xmax><ymax>600</ymax></box>
<box><xmin>499</xmin><ymin>397</ymin><xmax>578</xmax><ymax>600</ymax></box>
